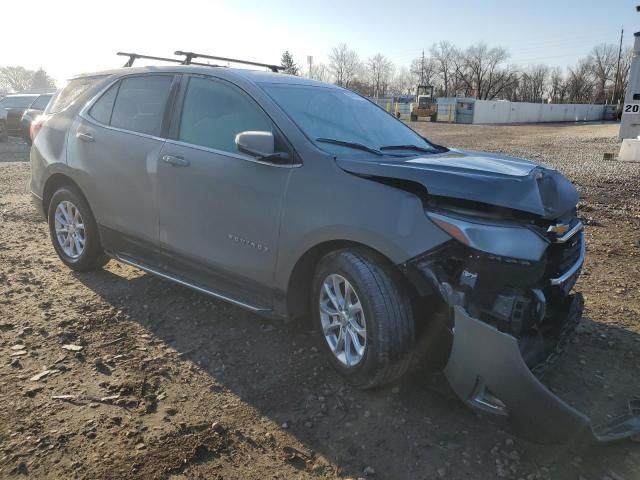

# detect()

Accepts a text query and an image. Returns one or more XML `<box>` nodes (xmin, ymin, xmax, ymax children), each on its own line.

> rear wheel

<box><xmin>47</xmin><ymin>187</ymin><xmax>109</xmax><ymax>271</ymax></box>
<box><xmin>312</xmin><ymin>249</ymin><xmax>415</xmax><ymax>389</ymax></box>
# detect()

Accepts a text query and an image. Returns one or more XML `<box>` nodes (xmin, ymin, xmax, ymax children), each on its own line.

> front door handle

<box><xmin>162</xmin><ymin>154</ymin><xmax>190</xmax><ymax>167</ymax></box>
<box><xmin>76</xmin><ymin>132</ymin><xmax>94</xmax><ymax>142</ymax></box>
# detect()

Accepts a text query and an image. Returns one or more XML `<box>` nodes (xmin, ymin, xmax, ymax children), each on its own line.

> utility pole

<box><xmin>307</xmin><ymin>55</ymin><xmax>313</xmax><ymax>79</ymax></box>
<box><xmin>612</xmin><ymin>27</ymin><xmax>624</xmax><ymax>105</ymax></box>
<box><xmin>420</xmin><ymin>49</ymin><xmax>426</xmax><ymax>85</ymax></box>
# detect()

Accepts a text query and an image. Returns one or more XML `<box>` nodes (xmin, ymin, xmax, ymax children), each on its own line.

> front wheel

<box><xmin>312</xmin><ymin>249</ymin><xmax>415</xmax><ymax>389</ymax></box>
<box><xmin>47</xmin><ymin>186</ymin><xmax>109</xmax><ymax>271</ymax></box>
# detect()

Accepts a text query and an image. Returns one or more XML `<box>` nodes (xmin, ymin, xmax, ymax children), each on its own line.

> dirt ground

<box><xmin>1</xmin><ymin>122</ymin><xmax>639</xmax><ymax>480</ymax></box>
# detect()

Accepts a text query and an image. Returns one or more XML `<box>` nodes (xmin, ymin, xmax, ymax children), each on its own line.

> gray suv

<box><xmin>30</xmin><ymin>63</ymin><xmax>640</xmax><ymax>445</ymax></box>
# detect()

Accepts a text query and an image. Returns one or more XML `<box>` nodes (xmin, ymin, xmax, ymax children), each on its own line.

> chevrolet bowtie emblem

<box><xmin>547</xmin><ymin>223</ymin><xmax>570</xmax><ymax>236</ymax></box>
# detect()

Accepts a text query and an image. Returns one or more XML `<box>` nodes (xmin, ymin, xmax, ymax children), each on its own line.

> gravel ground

<box><xmin>1</xmin><ymin>122</ymin><xmax>639</xmax><ymax>480</ymax></box>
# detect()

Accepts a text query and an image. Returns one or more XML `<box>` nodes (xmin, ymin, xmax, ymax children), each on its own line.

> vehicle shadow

<box><xmin>73</xmin><ymin>265</ymin><xmax>640</xmax><ymax>479</ymax></box>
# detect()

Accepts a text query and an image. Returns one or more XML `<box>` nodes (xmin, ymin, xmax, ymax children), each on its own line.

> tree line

<box><xmin>281</xmin><ymin>40</ymin><xmax>634</xmax><ymax>105</ymax></box>
<box><xmin>0</xmin><ymin>66</ymin><xmax>56</xmax><ymax>95</ymax></box>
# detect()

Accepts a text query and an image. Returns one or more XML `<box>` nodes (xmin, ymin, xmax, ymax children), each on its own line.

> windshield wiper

<box><xmin>379</xmin><ymin>144</ymin><xmax>435</xmax><ymax>153</ymax></box>
<box><xmin>316</xmin><ymin>137</ymin><xmax>383</xmax><ymax>156</ymax></box>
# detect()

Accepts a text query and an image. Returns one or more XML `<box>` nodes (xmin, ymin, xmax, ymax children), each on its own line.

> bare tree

<box><xmin>0</xmin><ymin>66</ymin><xmax>34</xmax><ymax>92</ymax></box>
<box><xmin>389</xmin><ymin>66</ymin><xmax>413</xmax><ymax>95</ymax></box>
<box><xmin>328</xmin><ymin>44</ymin><xmax>360</xmax><ymax>88</ymax></box>
<box><xmin>616</xmin><ymin>46</ymin><xmax>634</xmax><ymax>103</ymax></box>
<box><xmin>410</xmin><ymin>54</ymin><xmax>437</xmax><ymax>91</ymax></box>
<box><xmin>518</xmin><ymin>64</ymin><xmax>549</xmax><ymax>103</ymax></box>
<box><xmin>549</xmin><ymin>67</ymin><xmax>567</xmax><ymax>103</ymax></box>
<box><xmin>367</xmin><ymin>53</ymin><xmax>394</xmax><ymax>98</ymax></box>
<box><xmin>566</xmin><ymin>60</ymin><xmax>594</xmax><ymax>103</ymax></box>
<box><xmin>454</xmin><ymin>43</ymin><xmax>518</xmax><ymax>99</ymax></box>
<box><xmin>587</xmin><ymin>43</ymin><xmax>617</xmax><ymax>103</ymax></box>
<box><xmin>309</xmin><ymin>63</ymin><xmax>330</xmax><ymax>83</ymax></box>
<box><xmin>430</xmin><ymin>41</ymin><xmax>457</xmax><ymax>96</ymax></box>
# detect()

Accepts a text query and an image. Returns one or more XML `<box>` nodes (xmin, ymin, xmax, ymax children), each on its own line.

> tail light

<box><xmin>30</xmin><ymin>115</ymin><xmax>47</xmax><ymax>142</ymax></box>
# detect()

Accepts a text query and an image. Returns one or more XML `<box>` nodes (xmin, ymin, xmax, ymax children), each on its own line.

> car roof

<box><xmin>71</xmin><ymin>65</ymin><xmax>335</xmax><ymax>88</ymax></box>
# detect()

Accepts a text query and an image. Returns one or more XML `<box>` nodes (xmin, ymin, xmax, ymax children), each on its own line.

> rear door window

<box><xmin>110</xmin><ymin>75</ymin><xmax>173</xmax><ymax>136</ymax></box>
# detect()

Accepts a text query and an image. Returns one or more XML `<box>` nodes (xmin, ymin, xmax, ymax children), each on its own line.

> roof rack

<box><xmin>116</xmin><ymin>52</ymin><xmax>215</xmax><ymax>68</ymax></box>
<box><xmin>175</xmin><ymin>51</ymin><xmax>284</xmax><ymax>72</ymax></box>
<box><xmin>117</xmin><ymin>52</ymin><xmax>184</xmax><ymax>68</ymax></box>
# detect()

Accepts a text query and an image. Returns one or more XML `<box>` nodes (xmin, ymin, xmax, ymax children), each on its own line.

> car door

<box><xmin>68</xmin><ymin>74</ymin><xmax>176</xmax><ymax>261</ymax></box>
<box><xmin>156</xmin><ymin>75</ymin><xmax>296</xmax><ymax>308</ymax></box>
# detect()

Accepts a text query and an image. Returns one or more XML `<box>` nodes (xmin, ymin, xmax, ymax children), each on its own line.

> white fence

<box><xmin>473</xmin><ymin>100</ymin><xmax>606</xmax><ymax>124</ymax></box>
<box><xmin>371</xmin><ymin>98</ymin><xmax>412</xmax><ymax>118</ymax></box>
<box><xmin>437</xmin><ymin>98</ymin><xmax>611</xmax><ymax>124</ymax></box>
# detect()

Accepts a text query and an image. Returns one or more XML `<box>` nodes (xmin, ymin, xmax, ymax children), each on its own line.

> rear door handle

<box><xmin>76</xmin><ymin>132</ymin><xmax>94</xmax><ymax>142</ymax></box>
<box><xmin>162</xmin><ymin>154</ymin><xmax>190</xmax><ymax>167</ymax></box>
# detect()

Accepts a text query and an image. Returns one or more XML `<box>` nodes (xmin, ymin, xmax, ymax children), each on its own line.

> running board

<box><xmin>112</xmin><ymin>253</ymin><xmax>271</xmax><ymax>313</ymax></box>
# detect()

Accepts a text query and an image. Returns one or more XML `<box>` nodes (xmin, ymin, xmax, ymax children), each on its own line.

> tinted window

<box><xmin>89</xmin><ymin>83</ymin><xmax>119</xmax><ymax>125</ymax></box>
<box><xmin>111</xmin><ymin>76</ymin><xmax>173</xmax><ymax>136</ymax></box>
<box><xmin>179</xmin><ymin>77</ymin><xmax>272</xmax><ymax>153</ymax></box>
<box><xmin>48</xmin><ymin>76</ymin><xmax>106</xmax><ymax>114</ymax></box>
<box><xmin>0</xmin><ymin>96</ymin><xmax>37</xmax><ymax>108</ymax></box>
<box><xmin>31</xmin><ymin>94</ymin><xmax>53</xmax><ymax>110</ymax></box>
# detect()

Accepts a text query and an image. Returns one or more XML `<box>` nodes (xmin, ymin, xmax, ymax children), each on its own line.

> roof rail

<box><xmin>116</xmin><ymin>52</ymin><xmax>216</xmax><ymax>68</ymax></box>
<box><xmin>175</xmin><ymin>51</ymin><xmax>284</xmax><ymax>72</ymax></box>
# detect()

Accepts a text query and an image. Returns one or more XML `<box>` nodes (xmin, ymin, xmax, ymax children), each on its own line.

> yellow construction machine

<box><xmin>409</xmin><ymin>85</ymin><xmax>437</xmax><ymax>122</ymax></box>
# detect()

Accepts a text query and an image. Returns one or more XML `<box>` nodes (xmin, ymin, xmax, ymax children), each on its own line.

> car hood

<box><xmin>336</xmin><ymin>149</ymin><xmax>579</xmax><ymax>219</ymax></box>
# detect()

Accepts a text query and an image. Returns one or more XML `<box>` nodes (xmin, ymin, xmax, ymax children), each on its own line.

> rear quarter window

<box><xmin>46</xmin><ymin>76</ymin><xmax>107</xmax><ymax>114</ymax></box>
<box><xmin>88</xmin><ymin>83</ymin><xmax>119</xmax><ymax>125</ymax></box>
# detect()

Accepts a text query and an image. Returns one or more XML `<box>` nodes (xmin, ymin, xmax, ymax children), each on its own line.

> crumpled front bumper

<box><xmin>444</xmin><ymin>304</ymin><xmax>640</xmax><ymax>445</ymax></box>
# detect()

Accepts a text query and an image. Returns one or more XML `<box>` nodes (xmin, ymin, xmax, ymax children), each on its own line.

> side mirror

<box><xmin>235</xmin><ymin>131</ymin><xmax>290</xmax><ymax>163</ymax></box>
<box><xmin>235</xmin><ymin>130</ymin><xmax>275</xmax><ymax>157</ymax></box>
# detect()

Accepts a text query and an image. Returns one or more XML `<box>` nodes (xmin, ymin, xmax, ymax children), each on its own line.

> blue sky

<box><xmin>4</xmin><ymin>0</ymin><xmax>637</xmax><ymax>83</ymax></box>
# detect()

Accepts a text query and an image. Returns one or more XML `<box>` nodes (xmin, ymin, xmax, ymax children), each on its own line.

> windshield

<box><xmin>0</xmin><ymin>96</ymin><xmax>37</xmax><ymax>109</ymax></box>
<box><xmin>262</xmin><ymin>84</ymin><xmax>438</xmax><ymax>156</ymax></box>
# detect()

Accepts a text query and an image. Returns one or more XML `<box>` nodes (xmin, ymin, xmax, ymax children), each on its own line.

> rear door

<box><xmin>156</xmin><ymin>75</ymin><xmax>295</xmax><ymax>307</ymax></box>
<box><xmin>67</xmin><ymin>74</ymin><xmax>177</xmax><ymax>260</ymax></box>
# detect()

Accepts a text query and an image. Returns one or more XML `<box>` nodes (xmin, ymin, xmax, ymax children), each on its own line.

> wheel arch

<box><xmin>42</xmin><ymin>173</ymin><xmax>89</xmax><ymax>219</ymax></box>
<box><xmin>284</xmin><ymin>239</ymin><xmax>416</xmax><ymax>323</ymax></box>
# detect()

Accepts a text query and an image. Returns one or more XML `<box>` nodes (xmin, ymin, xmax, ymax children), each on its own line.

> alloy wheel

<box><xmin>319</xmin><ymin>274</ymin><xmax>367</xmax><ymax>367</ymax></box>
<box><xmin>54</xmin><ymin>200</ymin><xmax>86</xmax><ymax>259</ymax></box>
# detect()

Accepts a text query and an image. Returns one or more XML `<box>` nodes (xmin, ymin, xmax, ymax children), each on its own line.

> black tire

<box><xmin>311</xmin><ymin>248</ymin><xmax>415</xmax><ymax>389</ymax></box>
<box><xmin>0</xmin><ymin>122</ymin><xmax>8</xmax><ymax>142</ymax></box>
<box><xmin>410</xmin><ymin>114</ymin><xmax>417</xmax><ymax>122</ymax></box>
<box><xmin>47</xmin><ymin>186</ymin><xmax>109</xmax><ymax>271</ymax></box>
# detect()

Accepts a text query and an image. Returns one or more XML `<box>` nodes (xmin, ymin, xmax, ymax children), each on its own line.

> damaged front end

<box><xmin>403</xmin><ymin>198</ymin><xmax>640</xmax><ymax>445</ymax></box>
